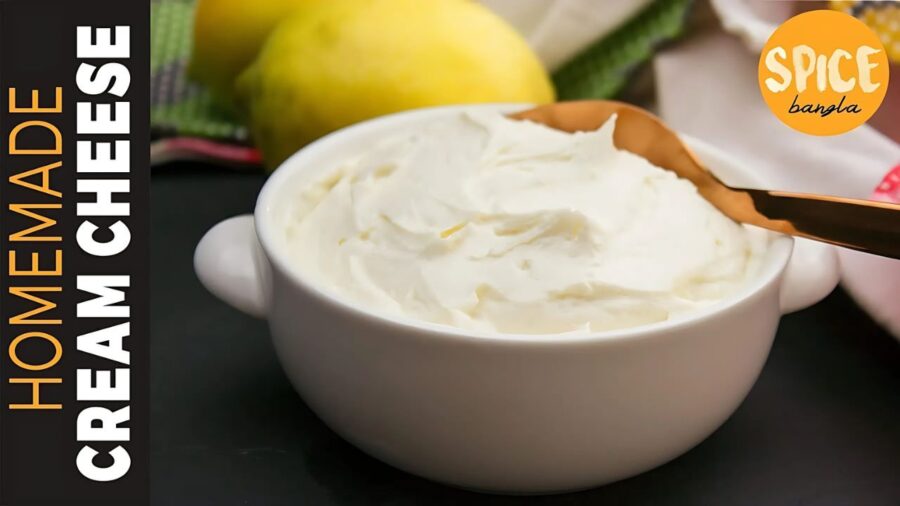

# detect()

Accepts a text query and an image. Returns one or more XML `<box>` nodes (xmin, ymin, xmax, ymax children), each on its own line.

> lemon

<box><xmin>188</xmin><ymin>0</ymin><xmax>321</xmax><ymax>103</ymax></box>
<box><xmin>235</xmin><ymin>0</ymin><xmax>555</xmax><ymax>168</ymax></box>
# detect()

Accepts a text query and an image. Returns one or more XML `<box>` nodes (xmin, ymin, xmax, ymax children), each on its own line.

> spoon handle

<box><xmin>743</xmin><ymin>189</ymin><xmax>900</xmax><ymax>259</ymax></box>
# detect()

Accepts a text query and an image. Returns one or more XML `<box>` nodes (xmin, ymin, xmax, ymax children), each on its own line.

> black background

<box><xmin>152</xmin><ymin>163</ymin><xmax>900</xmax><ymax>506</ymax></box>
<box><xmin>0</xmin><ymin>1</ymin><xmax>149</xmax><ymax>504</ymax></box>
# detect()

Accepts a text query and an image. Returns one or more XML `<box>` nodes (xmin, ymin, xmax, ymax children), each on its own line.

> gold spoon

<box><xmin>511</xmin><ymin>100</ymin><xmax>900</xmax><ymax>259</ymax></box>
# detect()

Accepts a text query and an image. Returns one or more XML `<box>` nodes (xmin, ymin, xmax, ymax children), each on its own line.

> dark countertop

<box><xmin>151</xmin><ymin>162</ymin><xmax>900</xmax><ymax>506</ymax></box>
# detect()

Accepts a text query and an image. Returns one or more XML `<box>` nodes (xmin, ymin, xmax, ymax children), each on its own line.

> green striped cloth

<box><xmin>151</xmin><ymin>0</ymin><xmax>691</xmax><ymax>148</ymax></box>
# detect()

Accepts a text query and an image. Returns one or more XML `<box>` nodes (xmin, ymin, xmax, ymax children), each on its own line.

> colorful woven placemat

<box><xmin>151</xmin><ymin>0</ymin><xmax>247</xmax><ymax>142</ymax></box>
<box><xmin>150</xmin><ymin>0</ymin><xmax>692</xmax><ymax>166</ymax></box>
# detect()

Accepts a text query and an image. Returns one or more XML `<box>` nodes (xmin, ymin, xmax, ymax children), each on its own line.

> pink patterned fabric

<box><xmin>873</xmin><ymin>165</ymin><xmax>900</xmax><ymax>203</ymax></box>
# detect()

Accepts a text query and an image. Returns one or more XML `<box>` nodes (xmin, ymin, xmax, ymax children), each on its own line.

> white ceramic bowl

<box><xmin>195</xmin><ymin>104</ymin><xmax>839</xmax><ymax>494</ymax></box>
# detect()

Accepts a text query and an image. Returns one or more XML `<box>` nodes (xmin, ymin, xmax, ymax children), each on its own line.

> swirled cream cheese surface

<box><xmin>282</xmin><ymin>111</ymin><xmax>768</xmax><ymax>334</ymax></box>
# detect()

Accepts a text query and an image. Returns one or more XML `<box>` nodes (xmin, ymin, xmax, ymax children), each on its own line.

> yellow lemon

<box><xmin>235</xmin><ymin>0</ymin><xmax>555</xmax><ymax>168</ymax></box>
<box><xmin>188</xmin><ymin>0</ymin><xmax>321</xmax><ymax>103</ymax></box>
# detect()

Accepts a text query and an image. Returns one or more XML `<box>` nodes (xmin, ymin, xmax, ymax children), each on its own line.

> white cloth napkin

<box><xmin>481</xmin><ymin>0</ymin><xmax>652</xmax><ymax>71</ymax></box>
<box><xmin>654</xmin><ymin>31</ymin><xmax>899</xmax><ymax>196</ymax></box>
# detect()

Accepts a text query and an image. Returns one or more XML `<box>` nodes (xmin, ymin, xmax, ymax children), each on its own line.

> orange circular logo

<box><xmin>758</xmin><ymin>9</ymin><xmax>890</xmax><ymax>136</ymax></box>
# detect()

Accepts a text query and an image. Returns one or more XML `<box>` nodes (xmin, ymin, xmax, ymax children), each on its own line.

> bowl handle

<box><xmin>194</xmin><ymin>215</ymin><xmax>267</xmax><ymax>318</ymax></box>
<box><xmin>780</xmin><ymin>238</ymin><xmax>839</xmax><ymax>313</ymax></box>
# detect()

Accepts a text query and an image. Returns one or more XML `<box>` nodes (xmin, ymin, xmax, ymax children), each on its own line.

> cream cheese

<box><xmin>282</xmin><ymin>110</ymin><xmax>769</xmax><ymax>335</ymax></box>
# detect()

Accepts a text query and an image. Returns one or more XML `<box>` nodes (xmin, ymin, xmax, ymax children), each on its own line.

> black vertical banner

<box><xmin>0</xmin><ymin>1</ymin><xmax>149</xmax><ymax>505</ymax></box>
